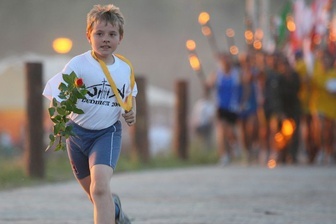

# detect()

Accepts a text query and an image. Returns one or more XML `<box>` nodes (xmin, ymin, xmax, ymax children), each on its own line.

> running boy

<box><xmin>43</xmin><ymin>4</ymin><xmax>136</xmax><ymax>224</ymax></box>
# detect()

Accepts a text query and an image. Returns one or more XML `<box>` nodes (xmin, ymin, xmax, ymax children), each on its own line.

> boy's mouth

<box><xmin>101</xmin><ymin>45</ymin><xmax>111</xmax><ymax>49</ymax></box>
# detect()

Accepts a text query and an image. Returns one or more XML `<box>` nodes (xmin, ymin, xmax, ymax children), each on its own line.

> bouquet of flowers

<box><xmin>46</xmin><ymin>71</ymin><xmax>87</xmax><ymax>151</ymax></box>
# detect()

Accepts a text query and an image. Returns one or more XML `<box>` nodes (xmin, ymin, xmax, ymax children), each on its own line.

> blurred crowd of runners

<box><xmin>191</xmin><ymin>47</ymin><xmax>336</xmax><ymax>167</ymax></box>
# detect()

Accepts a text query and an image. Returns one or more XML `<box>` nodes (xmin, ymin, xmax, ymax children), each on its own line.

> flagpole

<box><xmin>259</xmin><ymin>0</ymin><xmax>271</xmax><ymax>51</ymax></box>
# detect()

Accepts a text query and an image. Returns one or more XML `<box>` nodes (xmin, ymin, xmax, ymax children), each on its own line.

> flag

<box><xmin>290</xmin><ymin>0</ymin><xmax>314</xmax><ymax>52</ymax></box>
<box><xmin>277</xmin><ymin>1</ymin><xmax>292</xmax><ymax>48</ymax></box>
<box><xmin>310</xmin><ymin>0</ymin><xmax>332</xmax><ymax>49</ymax></box>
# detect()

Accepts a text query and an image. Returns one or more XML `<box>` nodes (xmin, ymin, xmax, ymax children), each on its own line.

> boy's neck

<box><xmin>102</xmin><ymin>55</ymin><xmax>115</xmax><ymax>65</ymax></box>
<box><xmin>94</xmin><ymin>52</ymin><xmax>115</xmax><ymax>65</ymax></box>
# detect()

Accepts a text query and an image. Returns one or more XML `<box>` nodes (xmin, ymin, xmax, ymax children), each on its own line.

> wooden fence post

<box><xmin>130</xmin><ymin>76</ymin><xmax>149</xmax><ymax>162</ymax></box>
<box><xmin>173</xmin><ymin>80</ymin><xmax>189</xmax><ymax>160</ymax></box>
<box><xmin>24</xmin><ymin>62</ymin><xmax>45</xmax><ymax>178</ymax></box>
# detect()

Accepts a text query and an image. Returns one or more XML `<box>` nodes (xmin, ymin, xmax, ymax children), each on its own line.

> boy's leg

<box><xmin>90</xmin><ymin>164</ymin><xmax>114</xmax><ymax>224</ymax></box>
<box><xmin>77</xmin><ymin>174</ymin><xmax>123</xmax><ymax>222</ymax></box>
<box><xmin>78</xmin><ymin>176</ymin><xmax>92</xmax><ymax>201</ymax></box>
<box><xmin>67</xmin><ymin>121</ymin><xmax>124</xmax><ymax>223</ymax></box>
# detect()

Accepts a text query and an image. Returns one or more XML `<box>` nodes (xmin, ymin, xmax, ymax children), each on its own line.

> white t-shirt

<box><xmin>43</xmin><ymin>51</ymin><xmax>138</xmax><ymax>130</ymax></box>
<box><xmin>191</xmin><ymin>98</ymin><xmax>215</xmax><ymax>128</ymax></box>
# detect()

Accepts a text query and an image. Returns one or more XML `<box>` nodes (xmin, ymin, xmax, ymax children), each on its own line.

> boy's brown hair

<box><xmin>86</xmin><ymin>4</ymin><xmax>125</xmax><ymax>37</ymax></box>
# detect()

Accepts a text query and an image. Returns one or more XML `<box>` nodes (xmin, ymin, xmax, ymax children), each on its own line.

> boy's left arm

<box><xmin>122</xmin><ymin>97</ymin><xmax>136</xmax><ymax>126</ymax></box>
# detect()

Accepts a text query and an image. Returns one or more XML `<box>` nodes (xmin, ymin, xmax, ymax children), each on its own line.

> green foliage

<box><xmin>0</xmin><ymin>157</ymin><xmax>27</xmax><ymax>189</ymax></box>
<box><xmin>0</xmin><ymin>154</ymin><xmax>73</xmax><ymax>190</ymax></box>
<box><xmin>116</xmin><ymin>146</ymin><xmax>218</xmax><ymax>173</ymax></box>
<box><xmin>46</xmin><ymin>72</ymin><xmax>88</xmax><ymax>151</ymax></box>
<box><xmin>0</xmin><ymin>145</ymin><xmax>218</xmax><ymax>190</ymax></box>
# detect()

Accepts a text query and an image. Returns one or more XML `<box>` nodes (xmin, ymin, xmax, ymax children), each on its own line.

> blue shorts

<box><xmin>66</xmin><ymin>120</ymin><xmax>122</xmax><ymax>179</ymax></box>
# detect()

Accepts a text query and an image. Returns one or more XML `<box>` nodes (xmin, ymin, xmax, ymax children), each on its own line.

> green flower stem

<box><xmin>46</xmin><ymin>72</ymin><xmax>87</xmax><ymax>151</ymax></box>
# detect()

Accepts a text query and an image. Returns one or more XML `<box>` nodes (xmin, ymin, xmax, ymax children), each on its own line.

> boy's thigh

<box><xmin>89</xmin><ymin>124</ymin><xmax>122</xmax><ymax>171</ymax></box>
<box><xmin>90</xmin><ymin>164</ymin><xmax>114</xmax><ymax>184</ymax></box>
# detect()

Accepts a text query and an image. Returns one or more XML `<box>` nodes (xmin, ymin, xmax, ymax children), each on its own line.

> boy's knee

<box><xmin>90</xmin><ymin>182</ymin><xmax>110</xmax><ymax>199</ymax></box>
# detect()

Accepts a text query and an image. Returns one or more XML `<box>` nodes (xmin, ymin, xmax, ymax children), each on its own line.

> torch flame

<box><xmin>286</xmin><ymin>16</ymin><xmax>296</xmax><ymax>32</ymax></box>
<box><xmin>202</xmin><ymin>26</ymin><xmax>212</xmax><ymax>36</ymax></box>
<box><xmin>230</xmin><ymin>46</ymin><xmax>239</xmax><ymax>55</ymax></box>
<box><xmin>281</xmin><ymin>119</ymin><xmax>295</xmax><ymax>137</ymax></box>
<box><xmin>198</xmin><ymin>12</ymin><xmax>210</xmax><ymax>25</ymax></box>
<box><xmin>267</xmin><ymin>159</ymin><xmax>277</xmax><ymax>169</ymax></box>
<box><xmin>226</xmin><ymin>28</ymin><xmax>235</xmax><ymax>37</ymax></box>
<box><xmin>186</xmin><ymin>40</ymin><xmax>196</xmax><ymax>51</ymax></box>
<box><xmin>245</xmin><ymin>30</ymin><xmax>254</xmax><ymax>40</ymax></box>
<box><xmin>189</xmin><ymin>54</ymin><xmax>201</xmax><ymax>71</ymax></box>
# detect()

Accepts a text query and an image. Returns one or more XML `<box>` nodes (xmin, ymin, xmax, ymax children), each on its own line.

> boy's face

<box><xmin>87</xmin><ymin>20</ymin><xmax>123</xmax><ymax>62</ymax></box>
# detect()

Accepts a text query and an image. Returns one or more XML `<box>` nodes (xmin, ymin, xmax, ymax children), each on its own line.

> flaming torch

<box><xmin>198</xmin><ymin>12</ymin><xmax>219</xmax><ymax>55</ymax></box>
<box><xmin>268</xmin><ymin>118</ymin><xmax>296</xmax><ymax>169</ymax></box>
<box><xmin>226</xmin><ymin>28</ymin><xmax>239</xmax><ymax>56</ymax></box>
<box><xmin>253</xmin><ymin>28</ymin><xmax>264</xmax><ymax>51</ymax></box>
<box><xmin>186</xmin><ymin>39</ymin><xmax>205</xmax><ymax>83</ymax></box>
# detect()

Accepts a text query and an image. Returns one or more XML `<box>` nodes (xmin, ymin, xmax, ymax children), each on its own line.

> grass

<box><xmin>0</xmin><ymin>157</ymin><xmax>28</xmax><ymax>189</ymax></box>
<box><xmin>0</xmin><ymin>154</ymin><xmax>74</xmax><ymax>190</ymax></box>
<box><xmin>0</xmin><ymin>145</ymin><xmax>218</xmax><ymax>191</ymax></box>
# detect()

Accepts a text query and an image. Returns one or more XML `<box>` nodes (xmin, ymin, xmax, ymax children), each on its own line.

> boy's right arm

<box><xmin>43</xmin><ymin>73</ymin><xmax>63</xmax><ymax>102</ymax></box>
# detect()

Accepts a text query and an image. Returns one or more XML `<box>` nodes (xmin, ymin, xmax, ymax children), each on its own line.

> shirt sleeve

<box><xmin>132</xmin><ymin>82</ymin><xmax>138</xmax><ymax>97</ymax></box>
<box><xmin>42</xmin><ymin>72</ymin><xmax>63</xmax><ymax>102</ymax></box>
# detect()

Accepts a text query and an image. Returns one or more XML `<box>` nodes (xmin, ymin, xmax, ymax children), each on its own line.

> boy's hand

<box><xmin>122</xmin><ymin>110</ymin><xmax>136</xmax><ymax>126</ymax></box>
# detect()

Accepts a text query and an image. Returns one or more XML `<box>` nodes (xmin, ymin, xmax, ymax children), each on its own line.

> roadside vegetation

<box><xmin>0</xmin><ymin>143</ymin><xmax>218</xmax><ymax>191</ymax></box>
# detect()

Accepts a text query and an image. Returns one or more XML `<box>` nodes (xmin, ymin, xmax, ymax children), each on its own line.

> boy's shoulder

<box><xmin>115</xmin><ymin>54</ymin><xmax>129</xmax><ymax>62</ymax></box>
<box><xmin>114</xmin><ymin>54</ymin><xmax>135</xmax><ymax>88</ymax></box>
<box><xmin>115</xmin><ymin>54</ymin><xmax>133</xmax><ymax>71</ymax></box>
<box><xmin>115</xmin><ymin>54</ymin><xmax>132</xmax><ymax>65</ymax></box>
<box><xmin>65</xmin><ymin>51</ymin><xmax>93</xmax><ymax>69</ymax></box>
<box><xmin>66</xmin><ymin>51</ymin><xmax>90</xmax><ymax>62</ymax></box>
<box><xmin>71</xmin><ymin>51</ymin><xmax>91</xmax><ymax>62</ymax></box>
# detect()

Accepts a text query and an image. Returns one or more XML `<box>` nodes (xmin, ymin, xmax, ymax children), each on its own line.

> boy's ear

<box><xmin>86</xmin><ymin>32</ymin><xmax>91</xmax><ymax>43</ymax></box>
<box><xmin>118</xmin><ymin>35</ymin><xmax>123</xmax><ymax>44</ymax></box>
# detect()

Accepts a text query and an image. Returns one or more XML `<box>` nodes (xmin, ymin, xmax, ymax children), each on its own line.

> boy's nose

<box><xmin>103</xmin><ymin>35</ymin><xmax>110</xmax><ymax>42</ymax></box>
